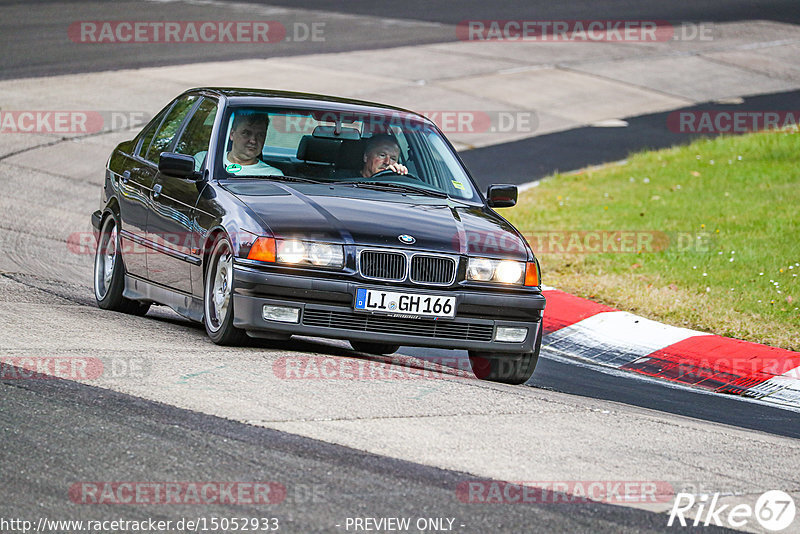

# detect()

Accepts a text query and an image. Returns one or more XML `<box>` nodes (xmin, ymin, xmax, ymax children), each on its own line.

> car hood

<box><xmin>226</xmin><ymin>182</ymin><xmax>530</xmax><ymax>259</ymax></box>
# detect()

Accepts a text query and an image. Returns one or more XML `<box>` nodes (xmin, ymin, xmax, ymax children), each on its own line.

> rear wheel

<box><xmin>93</xmin><ymin>214</ymin><xmax>150</xmax><ymax>316</ymax></box>
<box><xmin>349</xmin><ymin>340</ymin><xmax>400</xmax><ymax>355</ymax></box>
<box><xmin>204</xmin><ymin>235</ymin><xmax>247</xmax><ymax>345</ymax></box>
<box><xmin>469</xmin><ymin>322</ymin><xmax>543</xmax><ymax>385</ymax></box>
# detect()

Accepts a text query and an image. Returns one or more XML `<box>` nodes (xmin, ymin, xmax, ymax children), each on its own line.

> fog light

<box><xmin>262</xmin><ymin>305</ymin><xmax>300</xmax><ymax>323</ymax></box>
<box><xmin>495</xmin><ymin>326</ymin><xmax>528</xmax><ymax>343</ymax></box>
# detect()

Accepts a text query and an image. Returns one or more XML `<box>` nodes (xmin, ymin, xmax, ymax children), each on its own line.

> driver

<box><xmin>360</xmin><ymin>134</ymin><xmax>408</xmax><ymax>177</ymax></box>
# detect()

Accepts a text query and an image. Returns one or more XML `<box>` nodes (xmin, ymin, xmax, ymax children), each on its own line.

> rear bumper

<box><xmin>232</xmin><ymin>265</ymin><xmax>545</xmax><ymax>353</ymax></box>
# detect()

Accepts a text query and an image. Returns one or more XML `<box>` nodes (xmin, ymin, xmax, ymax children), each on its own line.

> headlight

<box><xmin>277</xmin><ymin>239</ymin><xmax>344</xmax><ymax>268</ymax></box>
<box><xmin>467</xmin><ymin>258</ymin><xmax>495</xmax><ymax>281</ymax></box>
<box><xmin>308</xmin><ymin>242</ymin><xmax>337</xmax><ymax>266</ymax></box>
<box><xmin>277</xmin><ymin>239</ymin><xmax>306</xmax><ymax>264</ymax></box>
<box><xmin>467</xmin><ymin>258</ymin><xmax>525</xmax><ymax>285</ymax></box>
<box><xmin>495</xmin><ymin>260</ymin><xmax>524</xmax><ymax>284</ymax></box>
<box><xmin>248</xmin><ymin>237</ymin><xmax>344</xmax><ymax>269</ymax></box>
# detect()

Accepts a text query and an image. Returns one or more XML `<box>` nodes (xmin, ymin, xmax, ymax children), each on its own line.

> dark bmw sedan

<box><xmin>92</xmin><ymin>88</ymin><xmax>546</xmax><ymax>384</ymax></box>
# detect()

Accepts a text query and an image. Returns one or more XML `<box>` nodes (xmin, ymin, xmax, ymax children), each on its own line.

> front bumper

<box><xmin>232</xmin><ymin>264</ymin><xmax>546</xmax><ymax>353</ymax></box>
<box><xmin>91</xmin><ymin>210</ymin><xmax>102</xmax><ymax>238</ymax></box>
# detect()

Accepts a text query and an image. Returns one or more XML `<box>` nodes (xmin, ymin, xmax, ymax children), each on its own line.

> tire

<box><xmin>349</xmin><ymin>340</ymin><xmax>400</xmax><ymax>355</ymax></box>
<box><xmin>469</xmin><ymin>322</ymin><xmax>543</xmax><ymax>385</ymax></box>
<box><xmin>93</xmin><ymin>214</ymin><xmax>151</xmax><ymax>316</ymax></box>
<box><xmin>204</xmin><ymin>234</ymin><xmax>247</xmax><ymax>345</ymax></box>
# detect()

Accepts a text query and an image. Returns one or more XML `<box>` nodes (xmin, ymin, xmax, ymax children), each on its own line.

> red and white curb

<box><xmin>540</xmin><ymin>287</ymin><xmax>800</xmax><ymax>409</ymax></box>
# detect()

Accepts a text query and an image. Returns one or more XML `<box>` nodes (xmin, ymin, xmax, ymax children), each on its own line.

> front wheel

<box><xmin>469</xmin><ymin>323</ymin><xmax>543</xmax><ymax>385</ymax></box>
<box><xmin>204</xmin><ymin>235</ymin><xmax>247</xmax><ymax>345</ymax></box>
<box><xmin>93</xmin><ymin>214</ymin><xmax>150</xmax><ymax>316</ymax></box>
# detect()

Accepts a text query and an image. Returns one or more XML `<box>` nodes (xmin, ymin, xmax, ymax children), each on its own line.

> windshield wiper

<box><xmin>341</xmin><ymin>181</ymin><xmax>448</xmax><ymax>198</ymax></box>
<box><xmin>262</xmin><ymin>175</ymin><xmax>322</xmax><ymax>184</ymax></box>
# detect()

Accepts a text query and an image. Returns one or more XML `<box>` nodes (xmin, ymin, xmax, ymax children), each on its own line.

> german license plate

<box><xmin>354</xmin><ymin>288</ymin><xmax>456</xmax><ymax>318</ymax></box>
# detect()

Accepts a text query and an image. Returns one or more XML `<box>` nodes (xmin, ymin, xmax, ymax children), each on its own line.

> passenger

<box><xmin>224</xmin><ymin>112</ymin><xmax>282</xmax><ymax>175</ymax></box>
<box><xmin>195</xmin><ymin>112</ymin><xmax>283</xmax><ymax>176</ymax></box>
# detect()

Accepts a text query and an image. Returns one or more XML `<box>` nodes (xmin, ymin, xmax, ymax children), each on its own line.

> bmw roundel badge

<box><xmin>398</xmin><ymin>234</ymin><xmax>416</xmax><ymax>244</ymax></box>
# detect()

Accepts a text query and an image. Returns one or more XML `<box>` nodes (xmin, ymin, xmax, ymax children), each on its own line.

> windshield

<box><xmin>214</xmin><ymin>106</ymin><xmax>481</xmax><ymax>202</ymax></box>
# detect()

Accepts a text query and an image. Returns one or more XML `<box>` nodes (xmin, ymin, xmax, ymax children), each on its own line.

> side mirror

<box><xmin>158</xmin><ymin>152</ymin><xmax>201</xmax><ymax>180</ymax></box>
<box><xmin>487</xmin><ymin>184</ymin><xmax>518</xmax><ymax>208</ymax></box>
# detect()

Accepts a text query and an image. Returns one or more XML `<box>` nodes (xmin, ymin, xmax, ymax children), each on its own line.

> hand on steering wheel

<box><xmin>371</xmin><ymin>168</ymin><xmax>421</xmax><ymax>182</ymax></box>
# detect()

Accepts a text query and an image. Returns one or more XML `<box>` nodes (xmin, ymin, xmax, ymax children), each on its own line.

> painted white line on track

<box><xmin>544</xmin><ymin>311</ymin><xmax>708</xmax><ymax>367</ymax></box>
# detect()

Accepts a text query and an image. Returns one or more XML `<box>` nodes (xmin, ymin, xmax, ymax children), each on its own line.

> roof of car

<box><xmin>190</xmin><ymin>87</ymin><xmax>432</xmax><ymax>123</ymax></box>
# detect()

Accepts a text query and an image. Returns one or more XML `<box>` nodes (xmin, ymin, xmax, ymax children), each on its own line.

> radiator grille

<box><xmin>410</xmin><ymin>255</ymin><xmax>456</xmax><ymax>285</ymax></box>
<box><xmin>302</xmin><ymin>309</ymin><xmax>493</xmax><ymax>341</ymax></box>
<box><xmin>359</xmin><ymin>249</ymin><xmax>458</xmax><ymax>285</ymax></box>
<box><xmin>359</xmin><ymin>250</ymin><xmax>406</xmax><ymax>281</ymax></box>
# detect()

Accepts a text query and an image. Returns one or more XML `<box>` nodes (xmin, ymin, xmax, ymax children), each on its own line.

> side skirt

<box><xmin>124</xmin><ymin>275</ymin><xmax>203</xmax><ymax>322</ymax></box>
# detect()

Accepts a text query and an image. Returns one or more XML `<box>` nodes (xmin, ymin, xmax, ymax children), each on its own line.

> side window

<box><xmin>144</xmin><ymin>95</ymin><xmax>198</xmax><ymax>164</ymax></box>
<box><xmin>174</xmin><ymin>98</ymin><xmax>218</xmax><ymax>171</ymax></box>
<box><xmin>136</xmin><ymin>107</ymin><xmax>169</xmax><ymax>158</ymax></box>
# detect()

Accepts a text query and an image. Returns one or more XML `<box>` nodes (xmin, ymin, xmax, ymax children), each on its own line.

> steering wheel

<box><xmin>370</xmin><ymin>169</ymin><xmax>422</xmax><ymax>182</ymax></box>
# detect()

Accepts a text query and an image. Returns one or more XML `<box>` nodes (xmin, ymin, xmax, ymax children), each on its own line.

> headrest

<box><xmin>336</xmin><ymin>139</ymin><xmax>366</xmax><ymax>169</ymax></box>
<box><xmin>297</xmin><ymin>135</ymin><xmax>341</xmax><ymax>164</ymax></box>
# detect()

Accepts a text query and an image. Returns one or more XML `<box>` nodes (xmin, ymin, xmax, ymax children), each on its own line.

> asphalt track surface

<box><xmin>401</xmin><ymin>347</ymin><xmax>800</xmax><ymax>440</ymax></box>
<box><xmin>235</xmin><ymin>0</ymin><xmax>800</xmax><ymax>25</ymax></box>
<box><xmin>3</xmin><ymin>0</ymin><xmax>800</xmax><ymax>80</ymax></box>
<box><xmin>0</xmin><ymin>0</ymin><xmax>452</xmax><ymax>80</ymax></box>
<box><xmin>1</xmin><ymin>370</ymin><xmax>735</xmax><ymax>533</ymax></box>
<box><xmin>1</xmin><ymin>2</ymin><xmax>799</xmax><ymax>532</ymax></box>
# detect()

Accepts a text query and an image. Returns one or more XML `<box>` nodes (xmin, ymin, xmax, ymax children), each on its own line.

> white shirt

<box><xmin>193</xmin><ymin>151</ymin><xmax>283</xmax><ymax>176</ymax></box>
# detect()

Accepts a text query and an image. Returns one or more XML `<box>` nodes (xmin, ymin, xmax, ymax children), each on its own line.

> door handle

<box><xmin>153</xmin><ymin>184</ymin><xmax>162</xmax><ymax>199</ymax></box>
<box><xmin>122</xmin><ymin>170</ymin><xmax>130</xmax><ymax>184</ymax></box>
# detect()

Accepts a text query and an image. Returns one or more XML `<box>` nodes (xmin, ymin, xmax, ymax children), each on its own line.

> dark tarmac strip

<box><xmin>530</xmin><ymin>350</ymin><xmax>800</xmax><ymax>438</ymax></box>
<box><xmin>0</xmin><ymin>0</ymin><xmax>454</xmax><ymax>81</ymax></box>
<box><xmin>0</xmin><ymin>370</ymin><xmax>731</xmax><ymax>533</ymax></box>
<box><xmin>3</xmin><ymin>0</ymin><xmax>799</xmax><ymax>81</ymax></box>
<box><xmin>242</xmin><ymin>0</ymin><xmax>800</xmax><ymax>25</ymax></box>
<box><xmin>459</xmin><ymin>89</ymin><xmax>800</xmax><ymax>189</ymax></box>
<box><xmin>399</xmin><ymin>347</ymin><xmax>800</xmax><ymax>440</ymax></box>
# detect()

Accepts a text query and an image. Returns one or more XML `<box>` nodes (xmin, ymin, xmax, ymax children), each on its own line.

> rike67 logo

<box><xmin>669</xmin><ymin>490</ymin><xmax>796</xmax><ymax>531</ymax></box>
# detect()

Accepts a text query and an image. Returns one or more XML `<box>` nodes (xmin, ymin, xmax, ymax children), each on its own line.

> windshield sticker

<box><xmin>451</xmin><ymin>180</ymin><xmax>465</xmax><ymax>190</ymax></box>
<box><xmin>226</xmin><ymin>163</ymin><xmax>242</xmax><ymax>173</ymax></box>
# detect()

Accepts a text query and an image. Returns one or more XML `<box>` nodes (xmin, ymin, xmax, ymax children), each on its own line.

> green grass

<box><xmin>503</xmin><ymin>130</ymin><xmax>800</xmax><ymax>350</ymax></box>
